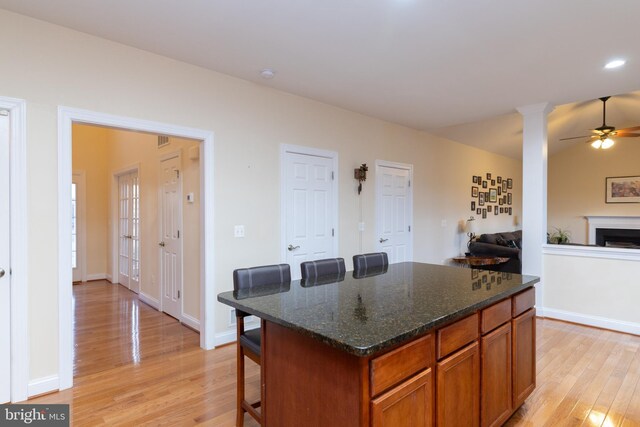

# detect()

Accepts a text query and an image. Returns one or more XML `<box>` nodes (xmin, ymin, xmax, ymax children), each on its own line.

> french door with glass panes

<box><xmin>118</xmin><ymin>170</ymin><xmax>140</xmax><ymax>293</ymax></box>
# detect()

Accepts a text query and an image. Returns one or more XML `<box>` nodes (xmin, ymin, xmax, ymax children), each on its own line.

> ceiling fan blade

<box><xmin>617</xmin><ymin>126</ymin><xmax>640</xmax><ymax>133</ymax></box>
<box><xmin>614</xmin><ymin>133</ymin><xmax>640</xmax><ymax>138</ymax></box>
<box><xmin>559</xmin><ymin>135</ymin><xmax>592</xmax><ymax>141</ymax></box>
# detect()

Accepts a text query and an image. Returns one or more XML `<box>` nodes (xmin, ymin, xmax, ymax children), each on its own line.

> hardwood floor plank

<box><xmin>23</xmin><ymin>282</ymin><xmax>640</xmax><ymax>426</ymax></box>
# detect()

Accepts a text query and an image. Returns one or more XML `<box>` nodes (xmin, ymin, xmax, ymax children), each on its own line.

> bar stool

<box><xmin>233</xmin><ymin>263</ymin><xmax>291</xmax><ymax>426</ymax></box>
<box><xmin>352</xmin><ymin>252</ymin><xmax>389</xmax><ymax>271</ymax></box>
<box><xmin>300</xmin><ymin>257</ymin><xmax>345</xmax><ymax>280</ymax></box>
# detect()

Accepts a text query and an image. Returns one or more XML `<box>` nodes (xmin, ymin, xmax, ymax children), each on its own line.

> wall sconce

<box><xmin>465</xmin><ymin>216</ymin><xmax>477</xmax><ymax>249</ymax></box>
<box><xmin>354</xmin><ymin>163</ymin><xmax>368</xmax><ymax>195</ymax></box>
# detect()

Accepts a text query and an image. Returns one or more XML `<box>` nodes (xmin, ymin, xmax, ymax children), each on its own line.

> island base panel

<box><xmin>263</xmin><ymin>321</ymin><xmax>366</xmax><ymax>427</ymax></box>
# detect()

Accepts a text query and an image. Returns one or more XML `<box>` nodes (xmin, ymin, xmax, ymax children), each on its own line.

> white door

<box><xmin>0</xmin><ymin>111</ymin><xmax>10</xmax><ymax>403</ymax></box>
<box><xmin>376</xmin><ymin>162</ymin><xmax>413</xmax><ymax>264</ymax></box>
<box><xmin>159</xmin><ymin>155</ymin><xmax>182</xmax><ymax>319</ymax></box>
<box><xmin>71</xmin><ymin>172</ymin><xmax>84</xmax><ymax>282</ymax></box>
<box><xmin>117</xmin><ymin>171</ymin><xmax>141</xmax><ymax>293</ymax></box>
<box><xmin>283</xmin><ymin>150</ymin><xmax>336</xmax><ymax>280</ymax></box>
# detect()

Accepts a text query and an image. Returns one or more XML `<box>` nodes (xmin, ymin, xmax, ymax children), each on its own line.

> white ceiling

<box><xmin>1</xmin><ymin>0</ymin><xmax>639</xmax><ymax>158</ymax></box>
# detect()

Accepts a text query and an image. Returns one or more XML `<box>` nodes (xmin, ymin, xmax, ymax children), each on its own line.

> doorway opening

<box><xmin>58</xmin><ymin>107</ymin><xmax>215</xmax><ymax>390</ymax></box>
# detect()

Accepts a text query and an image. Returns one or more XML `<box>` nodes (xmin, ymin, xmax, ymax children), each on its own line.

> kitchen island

<box><xmin>218</xmin><ymin>262</ymin><xmax>539</xmax><ymax>426</ymax></box>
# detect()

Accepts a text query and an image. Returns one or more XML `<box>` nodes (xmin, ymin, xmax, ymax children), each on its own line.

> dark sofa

<box><xmin>468</xmin><ymin>230</ymin><xmax>522</xmax><ymax>273</ymax></box>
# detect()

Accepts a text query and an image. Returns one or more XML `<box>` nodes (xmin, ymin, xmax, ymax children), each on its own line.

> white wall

<box><xmin>0</xmin><ymin>9</ymin><xmax>521</xmax><ymax>385</ymax></box>
<box><xmin>543</xmin><ymin>248</ymin><xmax>640</xmax><ymax>333</ymax></box>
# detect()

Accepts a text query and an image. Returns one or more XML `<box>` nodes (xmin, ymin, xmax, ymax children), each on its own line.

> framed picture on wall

<box><xmin>473</xmin><ymin>176</ymin><xmax>478</xmax><ymax>184</ymax></box>
<box><xmin>507</xmin><ymin>178</ymin><xmax>513</xmax><ymax>189</ymax></box>
<box><xmin>491</xmin><ymin>179</ymin><xmax>496</xmax><ymax>186</ymax></box>
<box><xmin>497</xmin><ymin>176</ymin><xmax>502</xmax><ymax>184</ymax></box>
<box><xmin>476</xmin><ymin>208</ymin><xmax>482</xmax><ymax>215</ymax></box>
<box><xmin>479</xmin><ymin>193</ymin><xmax>485</xmax><ymax>205</ymax></box>
<box><xmin>482</xmin><ymin>180</ymin><xmax>488</xmax><ymax>189</ymax></box>
<box><xmin>482</xmin><ymin>209</ymin><xmax>487</xmax><ymax>219</ymax></box>
<box><xmin>489</xmin><ymin>188</ymin><xmax>497</xmax><ymax>203</ymax></box>
<box><xmin>472</xmin><ymin>186</ymin><xmax>479</xmax><ymax>197</ymax></box>
<box><xmin>507</xmin><ymin>193</ymin><xmax>512</xmax><ymax>205</ymax></box>
<box><xmin>497</xmin><ymin>186</ymin><xmax>502</xmax><ymax>196</ymax></box>
<box><xmin>502</xmin><ymin>181</ymin><xmax>507</xmax><ymax>192</ymax></box>
<box><xmin>471</xmin><ymin>201</ymin><xmax>476</xmax><ymax>210</ymax></box>
<box><xmin>486</xmin><ymin>173</ymin><xmax>492</xmax><ymax>180</ymax></box>
<box><xmin>494</xmin><ymin>208</ymin><xmax>499</xmax><ymax>216</ymax></box>
<box><xmin>487</xmin><ymin>205</ymin><xmax>492</xmax><ymax>213</ymax></box>
<box><xmin>606</xmin><ymin>176</ymin><xmax>640</xmax><ymax>203</ymax></box>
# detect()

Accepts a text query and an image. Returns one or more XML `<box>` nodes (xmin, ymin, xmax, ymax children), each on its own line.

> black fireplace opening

<box><xmin>596</xmin><ymin>228</ymin><xmax>640</xmax><ymax>249</ymax></box>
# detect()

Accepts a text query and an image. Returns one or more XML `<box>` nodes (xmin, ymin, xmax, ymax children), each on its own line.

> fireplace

<box><xmin>596</xmin><ymin>228</ymin><xmax>640</xmax><ymax>249</ymax></box>
<box><xmin>586</xmin><ymin>216</ymin><xmax>640</xmax><ymax>248</ymax></box>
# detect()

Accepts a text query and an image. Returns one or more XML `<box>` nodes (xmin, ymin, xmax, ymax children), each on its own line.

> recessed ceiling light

<box><xmin>260</xmin><ymin>68</ymin><xmax>276</xmax><ymax>79</ymax></box>
<box><xmin>604</xmin><ymin>59</ymin><xmax>626</xmax><ymax>69</ymax></box>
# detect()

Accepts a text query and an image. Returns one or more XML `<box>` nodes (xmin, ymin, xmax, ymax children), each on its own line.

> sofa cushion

<box><xmin>499</xmin><ymin>232</ymin><xmax>516</xmax><ymax>241</ymax></box>
<box><xmin>479</xmin><ymin>233</ymin><xmax>499</xmax><ymax>244</ymax></box>
<box><xmin>495</xmin><ymin>237</ymin><xmax>509</xmax><ymax>246</ymax></box>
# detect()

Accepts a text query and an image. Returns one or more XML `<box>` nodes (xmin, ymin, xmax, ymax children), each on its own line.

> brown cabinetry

<box><xmin>481</xmin><ymin>322</ymin><xmax>512</xmax><ymax>427</ymax></box>
<box><xmin>371</xmin><ymin>368</ymin><xmax>433</xmax><ymax>427</ymax></box>
<box><xmin>513</xmin><ymin>308</ymin><xmax>536</xmax><ymax>408</ymax></box>
<box><xmin>261</xmin><ymin>286</ymin><xmax>536</xmax><ymax>427</ymax></box>
<box><xmin>436</xmin><ymin>342</ymin><xmax>480</xmax><ymax>427</ymax></box>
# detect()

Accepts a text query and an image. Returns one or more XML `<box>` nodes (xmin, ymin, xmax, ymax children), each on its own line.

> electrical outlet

<box><xmin>234</xmin><ymin>225</ymin><xmax>245</xmax><ymax>238</ymax></box>
<box><xmin>358</xmin><ymin>222</ymin><xmax>365</xmax><ymax>231</ymax></box>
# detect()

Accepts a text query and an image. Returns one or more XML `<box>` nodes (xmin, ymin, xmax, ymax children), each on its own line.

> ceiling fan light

<box><xmin>604</xmin><ymin>59</ymin><xmax>626</xmax><ymax>69</ymax></box>
<box><xmin>591</xmin><ymin>140</ymin><xmax>602</xmax><ymax>149</ymax></box>
<box><xmin>601</xmin><ymin>138</ymin><xmax>615</xmax><ymax>149</ymax></box>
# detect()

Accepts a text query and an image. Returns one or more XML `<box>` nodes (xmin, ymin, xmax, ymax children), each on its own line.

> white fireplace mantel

<box><xmin>585</xmin><ymin>216</ymin><xmax>640</xmax><ymax>245</ymax></box>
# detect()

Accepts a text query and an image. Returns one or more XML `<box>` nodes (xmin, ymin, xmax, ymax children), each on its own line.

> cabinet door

<box><xmin>437</xmin><ymin>342</ymin><xmax>480</xmax><ymax>427</ymax></box>
<box><xmin>371</xmin><ymin>368</ymin><xmax>433</xmax><ymax>427</ymax></box>
<box><xmin>481</xmin><ymin>322</ymin><xmax>512</xmax><ymax>427</ymax></box>
<box><xmin>513</xmin><ymin>308</ymin><xmax>536</xmax><ymax>408</ymax></box>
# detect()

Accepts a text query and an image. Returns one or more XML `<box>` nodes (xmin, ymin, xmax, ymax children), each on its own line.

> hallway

<box><xmin>29</xmin><ymin>281</ymin><xmax>260</xmax><ymax>426</ymax></box>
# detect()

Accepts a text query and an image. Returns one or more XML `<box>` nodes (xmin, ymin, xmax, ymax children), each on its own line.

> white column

<box><xmin>517</xmin><ymin>102</ymin><xmax>554</xmax><ymax>312</ymax></box>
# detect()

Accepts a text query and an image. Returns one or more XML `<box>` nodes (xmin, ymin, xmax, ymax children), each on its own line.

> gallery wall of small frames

<box><xmin>471</xmin><ymin>172</ymin><xmax>513</xmax><ymax>219</ymax></box>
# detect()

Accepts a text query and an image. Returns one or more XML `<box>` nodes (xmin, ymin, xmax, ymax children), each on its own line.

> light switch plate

<box><xmin>234</xmin><ymin>225</ymin><xmax>245</xmax><ymax>238</ymax></box>
<box><xmin>358</xmin><ymin>222</ymin><xmax>365</xmax><ymax>231</ymax></box>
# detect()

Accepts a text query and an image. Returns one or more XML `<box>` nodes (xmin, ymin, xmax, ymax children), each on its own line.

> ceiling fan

<box><xmin>560</xmin><ymin>96</ymin><xmax>640</xmax><ymax>149</ymax></box>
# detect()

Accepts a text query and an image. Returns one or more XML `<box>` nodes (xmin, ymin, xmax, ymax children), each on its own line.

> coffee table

<box><xmin>451</xmin><ymin>256</ymin><xmax>510</xmax><ymax>268</ymax></box>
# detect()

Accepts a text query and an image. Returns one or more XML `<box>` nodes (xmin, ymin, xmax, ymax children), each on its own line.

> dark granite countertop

<box><xmin>217</xmin><ymin>262</ymin><xmax>539</xmax><ymax>357</ymax></box>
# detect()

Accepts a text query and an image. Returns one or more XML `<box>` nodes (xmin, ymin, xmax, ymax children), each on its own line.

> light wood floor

<box><xmin>27</xmin><ymin>281</ymin><xmax>640</xmax><ymax>426</ymax></box>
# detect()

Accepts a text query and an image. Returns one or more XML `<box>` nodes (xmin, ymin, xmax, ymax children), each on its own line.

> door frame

<box><xmin>58</xmin><ymin>106</ymin><xmax>216</xmax><ymax>391</ymax></box>
<box><xmin>111</xmin><ymin>164</ymin><xmax>141</xmax><ymax>290</ymax></box>
<box><xmin>72</xmin><ymin>171</ymin><xmax>87</xmax><ymax>282</ymax></box>
<box><xmin>0</xmin><ymin>96</ymin><xmax>28</xmax><ymax>402</ymax></box>
<box><xmin>280</xmin><ymin>144</ymin><xmax>339</xmax><ymax>264</ymax></box>
<box><xmin>375</xmin><ymin>160</ymin><xmax>414</xmax><ymax>261</ymax></box>
<box><xmin>158</xmin><ymin>150</ymin><xmax>184</xmax><ymax>318</ymax></box>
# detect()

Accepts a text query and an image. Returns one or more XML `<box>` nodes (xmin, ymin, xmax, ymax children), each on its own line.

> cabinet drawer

<box><xmin>512</xmin><ymin>288</ymin><xmax>535</xmax><ymax>317</ymax></box>
<box><xmin>437</xmin><ymin>313</ymin><xmax>479</xmax><ymax>360</ymax></box>
<box><xmin>482</xmin><ymin>299</ymin><xmax>511</xmax><ymax>334</ymax></box>
<box><xmin>371</xmin><ymin>334</ymin><xmax>434</xmax><ymax>397</ymax></box>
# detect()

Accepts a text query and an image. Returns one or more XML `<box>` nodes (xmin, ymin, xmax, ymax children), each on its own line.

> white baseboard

<box><xmin>105</xmin><ymin>273</ymin><xmax>113</xmax><ymax>283</ymax></box>
<box><xmin>182</xmin><ymin>313</ymin><xmax>200</xmax><ymax>331</ymax></box>
<box><xmin>214</xmin><ymin>330</ymin><xmax>237</xmax><ymax>347</ymax></box>
<box><xmin>28</xmin><ymin>375</ymin><xmax>59</xmax><ymax>398</ymax></box>
<box><xmin>543</xmin><ymin>307</ymin><xmax>640</xmax><ymax>336</ymax></box>
<box><xmin>138</xmin><ymin>292</ymin><xmax>160</xmax><ymax>310</ymax></box>
<box><xmin>85</xmin><ymin>273</ymin><xmax>107</xmax><ymax>281</ymax></box>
